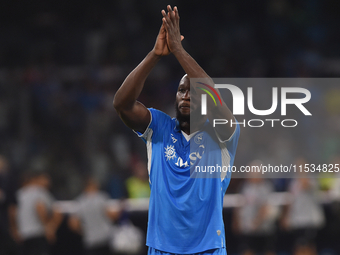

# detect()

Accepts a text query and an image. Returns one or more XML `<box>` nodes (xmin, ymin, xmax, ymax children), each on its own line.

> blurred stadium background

<box><xmin>0</xmin><ymin>0</ymin><xmax>340</xmax><ymax>255</ymax></box>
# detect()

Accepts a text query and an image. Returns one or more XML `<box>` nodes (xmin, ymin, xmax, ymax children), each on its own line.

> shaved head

<box><xmin>175</xmin><ymin>74</ymin><xmax>190</xmax><ymax>122</ymax></box>
<box><xmin>180</xmin><ymin>74</ymin><xmax>188</xmax><ymax>84</ymax></box>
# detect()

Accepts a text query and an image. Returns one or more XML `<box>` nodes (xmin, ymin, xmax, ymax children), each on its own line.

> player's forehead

<box><xmin>178</xmin><ymin>74</ymin><xmax>190</xmax><ymax>89</ymax></box>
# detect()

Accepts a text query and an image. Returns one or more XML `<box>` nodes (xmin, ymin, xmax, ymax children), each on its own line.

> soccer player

<box><xmin>113</xmin><ymin>5</ymin><xmax>240</xmax><ymax>255</ymax></box>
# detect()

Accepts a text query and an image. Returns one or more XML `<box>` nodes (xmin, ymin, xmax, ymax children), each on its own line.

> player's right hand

<box><xmin>153</xmin><ymin>23</ymin><xmax>171</xmax><ymax>56</ymax></box>
<box><xmin>153</xmin><ymin>9</ymin><xmax>184</xmax><ymax>57</ymax></box>
<box><xmin>161</xmin><ymin>6</ymin><xmax>184</xmax><ymax>54</ymax></box>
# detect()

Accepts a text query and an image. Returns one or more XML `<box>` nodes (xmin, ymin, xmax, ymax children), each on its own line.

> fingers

<box><xmin>162</xmin><ymin>5</ymin><xmax>179</xmax><ymax>27</ymax></box>
<box><xmin>167</xmin><ymin>5</ymin><xmax>176</xmax><ymax>20</ymax></box>
<box><xmin>162</xmin><ymin>17</ymin><xmax>169</xmax><ymax>32</ymax></box>
<box><xmin>174</xmin><ymin>6</ymin><xmax>180</xmax><ymax>26</ymax></box>
<box><xmin>174</xmin><ymin>6</ymin><xmax>179</xmax><ymax>19</ymax></box>
<box><xmin>158</xmin><ymin>23</ymin><xmax>167</xmax><ymax>39</ymax></box>
<box><xmin>158</xmin><ymin>22</ymin><xmax>165</xmax><ymax>33</ymax></box>
<box><xmin>161</xmin><ymin>9</ymin><xmax>171</xmax><ymax>30</ymax></box>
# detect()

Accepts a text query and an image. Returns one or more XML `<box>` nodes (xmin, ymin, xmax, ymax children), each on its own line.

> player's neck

<box><xmin>179</xmin><ymin>121</ymin><xmax>190</xmax><ymax>135</ymax></box>
<box><xmin>180</xmin><ymin>120</ymin><xmax>205</xmax><ymax>135</ymax></box>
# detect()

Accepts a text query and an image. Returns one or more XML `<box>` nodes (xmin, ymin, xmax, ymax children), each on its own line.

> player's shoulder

<box><xmin>148</xmin><ymin>108</ymin><xmax>176</xmax><ymax>129</ymax></box>
<box><xmin>148</xmin><ymin>108</ymin><xmax>172</xmax><ymax>121</ymax></box>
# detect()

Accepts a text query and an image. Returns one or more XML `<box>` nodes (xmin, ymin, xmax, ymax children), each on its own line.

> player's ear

<box><xmin>181</xmin><ymin>35</ymin><xmax>184</xmax><ymax>41</ymax></box>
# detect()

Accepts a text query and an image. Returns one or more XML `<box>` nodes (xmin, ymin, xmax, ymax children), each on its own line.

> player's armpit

<box><xmin>113</xmin><ymin>50</ymin><xmax>160</xmax><ymax>133</ymax></box>
<box><xmin>116</xmin><ymin>101</ymin><xmax>151</xmax><ymax>134</ymax></box>
<box><xmin>209</xmin><ymin>103</ymin><xmax>236</xmax><ymax>142</ymax></box>
<box><xmin>191</xmin><ymin>79</ymin><xmax>236</xmax><ymax>141</ymax></box>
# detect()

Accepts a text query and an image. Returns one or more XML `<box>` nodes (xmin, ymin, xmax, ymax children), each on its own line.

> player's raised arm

<box><xmin>162</xmin><ymin>5</ymin><xmax>236</xmax><ymax>140</ymax></box>
<box><xmin>113</xmin><ymin>23</ymin><xmax>173</xmax><ymax>133</ymax></box>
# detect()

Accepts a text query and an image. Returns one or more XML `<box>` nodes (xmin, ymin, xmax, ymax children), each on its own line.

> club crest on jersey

<box><xmin>171</xmin><ymin>134</ymin><xmax>177</xmax><ymax>143</ymax></box>
<box><xmin>194</xmin><ymin>133</ymin><xmax>204</xmax><ymax>144</ymax></box>
<box><xmin>164</xmin><ymin>145</ymin><xmax>176</xmax><ymax>161</ymax></box>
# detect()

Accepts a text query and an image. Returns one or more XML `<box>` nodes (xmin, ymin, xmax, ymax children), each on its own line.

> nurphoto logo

<box><xmin>195</xmin><ymin>78</ymin><xmax>312</xmax><ymax>128</ymax></box>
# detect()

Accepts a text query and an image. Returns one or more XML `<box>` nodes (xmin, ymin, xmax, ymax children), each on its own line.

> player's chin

<box><xmin>179</xmin><ymin>106</ymin><xmax>190</xmax><ymax>115</ymax></box>
<box><xmin>190</xmin><ymin>108</ymin><xmax>201</xmax><ymax>120</ymax></box>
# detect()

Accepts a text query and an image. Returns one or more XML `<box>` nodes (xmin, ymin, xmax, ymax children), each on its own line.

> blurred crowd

<box><xmin>0</xmin><ymin>0</ymin><xmax>340</xmax><ymax>254</ymax></box>
<box><xmin>231</xmin><ymin>158</ymin><xmax>340</xmax><ymax>255</ymax></box>
<box><xmin>2</xmin><ymin>155</ymin><xmax>340</xmax><ymax>255</ymax></box>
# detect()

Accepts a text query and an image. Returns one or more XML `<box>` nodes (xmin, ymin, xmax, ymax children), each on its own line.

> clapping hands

<box><xmin>153</xmin><ymin>5</ymin><xmax>184</xmax><ymax>56</ymax></box>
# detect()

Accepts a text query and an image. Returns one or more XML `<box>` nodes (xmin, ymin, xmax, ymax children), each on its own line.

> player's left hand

<box><xmin>161</xmin><ymin>5</ymin><xmax>184</xmax><ymax>53</ymax></box>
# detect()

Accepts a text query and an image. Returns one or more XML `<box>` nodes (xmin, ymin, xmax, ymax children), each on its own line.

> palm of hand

<box><xmin>154</xmin><ymin>25</ymin><xmax>171</xmax><ymax>56</ymax></box>
<box><xmin>154</xmin><ymin>6</ymin><xmax>184</xmax><ymax>56</ymax></box>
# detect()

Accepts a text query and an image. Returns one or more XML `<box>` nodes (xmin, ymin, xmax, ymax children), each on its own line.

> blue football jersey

<box><xmin>135</xmin><ymin>108</ymin><xmax>240</xmax><ymax>254</ymax></box>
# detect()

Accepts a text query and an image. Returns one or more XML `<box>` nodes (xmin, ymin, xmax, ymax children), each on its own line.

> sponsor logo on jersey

<box><xmin>171</xmin><ymin>133</ymin><xmax>177</xmax><ymax>143</ymax></box>
<box><xmin>164</xmin><ymin>145</ymin><xmax>176</xmax><ymax>161</ymax></box>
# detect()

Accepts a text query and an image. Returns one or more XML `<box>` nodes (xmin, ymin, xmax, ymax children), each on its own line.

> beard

<box><xmin>175</xmin><ymin>101</ymin><xmax>190</xmax><ymax>123</ymax></box>
<box><xmin>174</xmin><ymin>101</ymin><xmax>207</xmax><ymax>133</ymax></box>
<box><xmin>175</xmin><ymin>102</ymin><xmax>203</xmax><ymax>124</ymax></box>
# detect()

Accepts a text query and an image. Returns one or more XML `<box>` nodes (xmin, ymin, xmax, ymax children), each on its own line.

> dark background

<box><xmin>0</xmin><ymin>0</ymin><xmax>340</xmax><ymax>254</ymax></box>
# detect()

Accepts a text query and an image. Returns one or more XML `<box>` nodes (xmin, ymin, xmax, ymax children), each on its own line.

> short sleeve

<box><xmin>214</xmin><ymin>119</ymin><xmax>240</xmax><ymax>161</ymax></box>
<box><xmin>214</xmin><ymin>118</ymin><xmax>240</xmax><ymax>143</ymax></box>
<box><xmin>226</xmin><ymin>121</ymin><xmax>240</xmax><ymax>152</ymax></box>
<box><xmin>133</xmin><ymin>108</ymin><xmax>171</xmax><ymax>143</ymax></box>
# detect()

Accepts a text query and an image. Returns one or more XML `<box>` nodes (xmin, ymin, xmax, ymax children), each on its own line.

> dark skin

<box><xmin>114</xmin><ymin>5</ymin><xmax>235</xmax><ymax>140</ymax></box>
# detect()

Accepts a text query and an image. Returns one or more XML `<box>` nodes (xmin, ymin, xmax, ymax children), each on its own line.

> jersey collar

<box><xmin>174</xmin><ymin>118</ymin><xmax>210</xmax><ymax>133</ymax></box>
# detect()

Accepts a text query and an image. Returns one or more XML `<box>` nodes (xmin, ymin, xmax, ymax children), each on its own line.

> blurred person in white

<box><xmin>232</xmin><ymin>160</ymin><xmax>276</xmax><ymax>255</ymax></box>
<box><xmin>282</xmin><ymin>157</ymin><xmax>325</xmax><ymax>253</ymax></box>
<box><xmin>68</xmin><ymin>176</ymin><xmax>120</xmax><ymax>255</ymax></box>
<box><xmin>15</xmin><ymin>171</ymin><xmax>62</xmax><ymax>255</ymax></box>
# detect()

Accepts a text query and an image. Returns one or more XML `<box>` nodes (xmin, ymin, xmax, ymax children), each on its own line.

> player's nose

<box><xmin>183</xmin><ymin>90</ymin><xmax>190</xmax><ymax>100</ymax></box>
